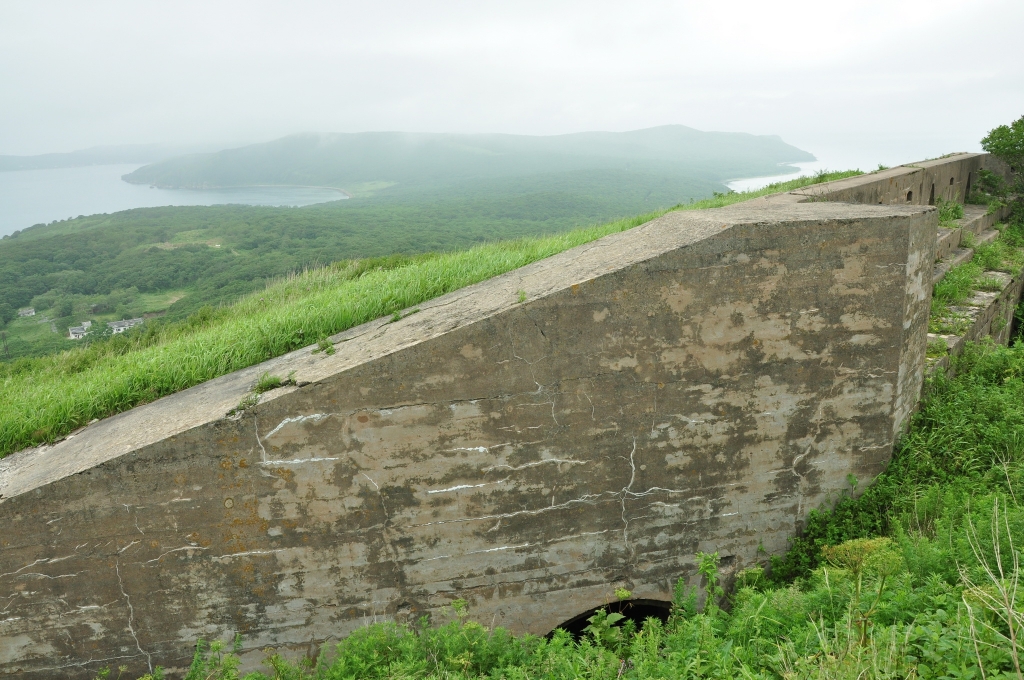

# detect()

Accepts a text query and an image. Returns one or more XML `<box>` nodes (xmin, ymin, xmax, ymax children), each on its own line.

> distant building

<box><xmin>18</xmin><ymin>308</ymin><xmax>35</xmax><ymax>317</ymax></box>
<box><xmin>107</xmin><ymin>318</ymin><xmax>143</xmax><ymax>334</ymax></box>
<box><xmin>68</xmin><ymin>321</ymin><xmax>92</xmax><ymax>340</ymax></box>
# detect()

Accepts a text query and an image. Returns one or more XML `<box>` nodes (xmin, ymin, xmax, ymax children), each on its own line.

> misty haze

<box><xmin>2</xmin><ymin>2</ymin><xmax>1024</xmax><ymax>678</ymax></box>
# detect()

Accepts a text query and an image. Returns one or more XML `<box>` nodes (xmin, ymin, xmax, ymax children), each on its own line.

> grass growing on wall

<box><xmin>928</xmin><ymin>219</ymin><xmax>1024</xmax><ymax>336</ymax></box>
<box><xmin>0</xmin><ymin>170</ymin><xmax>862</xmax><ymax>458</ymax></box>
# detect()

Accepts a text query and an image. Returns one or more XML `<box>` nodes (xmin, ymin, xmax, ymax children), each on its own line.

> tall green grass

<box><xmin>0</xmin><ymin>171</ymin><xmax>861</xmax><ymax>458</ymax></box>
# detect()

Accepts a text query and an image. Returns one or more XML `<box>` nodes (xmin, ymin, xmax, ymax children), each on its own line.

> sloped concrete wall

<box><xmin>0</xmin><ymin>200</ymin><xmax>934</xmax><ymax>677</ymax></box>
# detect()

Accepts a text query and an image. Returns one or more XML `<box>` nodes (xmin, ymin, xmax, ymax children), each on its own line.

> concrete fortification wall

<box><xmin>0</xmin><ymin>153</ymin><xmax>1005</xmax><ymax>677</ymax></box>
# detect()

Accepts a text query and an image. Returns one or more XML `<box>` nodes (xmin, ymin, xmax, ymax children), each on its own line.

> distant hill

<box><xmin>122</xmin><ymin>126</ymin><xmax>814</xmax><ymax>193</ymax></box>
<box><xmin>0</xmin><ymin>143</ymin><xmax>224</xmax><ymax>172</ymax></box>
<box><xmin>1</xmin><ymin>125</ymin><xmax>817</xmax><ymax>362</ymax></box>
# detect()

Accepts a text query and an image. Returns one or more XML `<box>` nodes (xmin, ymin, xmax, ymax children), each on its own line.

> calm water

<box><xmin>726</xmin><ymin>161</ymin><xmax>827</xmax><ymax>193</ymax></box>
<box><xmin>0</xmin><ymin>164</ymin><xmax>347</xmax><ymax>237</ymax></box>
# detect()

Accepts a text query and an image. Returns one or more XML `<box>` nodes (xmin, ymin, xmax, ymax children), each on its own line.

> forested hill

<box><xmin>0</xmin><ymin>172</ymin><xmax>689</xmax><ymax>356</ymax></box>
<box><xmin>1</xmin><ymin>126</ymin><xmax>814</xmax><ymax>361</ymax></box>
<box><xmin>122</xmin><ymin>126</ymin><xmax>814</xmax><ymax>192</ymax></box>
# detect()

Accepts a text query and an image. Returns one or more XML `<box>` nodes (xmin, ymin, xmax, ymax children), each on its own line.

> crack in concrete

<box><xmin>482</xmin><ymin>457</ymin><xmax>583</xmax><ymax>473</ymax></box>
<box><xmin>0</xmin><ymin>558</ymin><xmax>48</xmax><ymax>581</ymax></box>
<box><xmin>265</xmin><ymin>413</ymin><xmax>329</xmax><ymax>438</ymax></box>
<box><xmin>144</xmin><ymin>545</ymin><xmax>208</xmax><ymax>565</ymax></box>
<box><xmin>620</xmin><ymin>438</ymin><xmax>638</xmax><ymax>559</ymax></box>
<box><xmin>115</xmin><ymin>560</ymin><xmax>152</xmax><ymax>673</ymax></box>
<box><xmin>254</xmin><ymin>414</ymin><xmax>268</xmax><ymax>464</ymax></box>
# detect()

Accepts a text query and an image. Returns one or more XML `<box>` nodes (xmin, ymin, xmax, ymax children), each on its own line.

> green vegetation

<box><xmin>979</xmin><ymin>115</ymin><xmax>1024</xmax><ymax>222</ymax></box>
<box><xmin>254</xmin><ymin>372</ymin><xmax>287</xmax><ymax>394</ymax></box>
<box><xmin>98</xmin><ymin>339</ymin><xmax>1024</xmax><ymax>679</ymax></box>
<box><xmin>0</xmin><ymin>132</ymin><xmax>820</xmax><ymax>361</ymax></box>
<box><xmin>929</xmin><ymin>198</ymin><xmax>1024</xmax><ymax>337</ymax></box>
<box><xmin>0</xmin><ymin>129</ymin><xmax>832</xmax><ymax>361</ymax></box>
<box><xmin>313</xmin><ymin>337</ymin><xmax>335</xmax><ymax>355</ymax></box>
<box><xmin>936</xmin><ymin>197</ymin><xmax>964</xmax><ymax>225</ymax></box>
<box><xmin>0</xmin><ymin>170</ymin><xmax>861</xmax><ymax>458</ymax></box>
<box><xmin>929</xmin><ymin>259</ymin><xmax>987</xmax><ymax>335</ymax></box>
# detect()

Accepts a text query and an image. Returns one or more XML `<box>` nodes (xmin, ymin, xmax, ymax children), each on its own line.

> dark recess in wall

<box><xmin>552</xmin><ymin>599</ymin><xmax>672</xmax><ymax>640</ymax></box>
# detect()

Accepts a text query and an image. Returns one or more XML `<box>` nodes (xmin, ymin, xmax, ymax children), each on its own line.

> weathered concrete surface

<box><xmin>0</xmin><ymin>199</ymin><xmax>934</xmax><ymax>677</ymax></box>
<box><xmin>791</xmin><ymin>152</ymin><xmax>1008</xmax><ymax>206</ymax></box>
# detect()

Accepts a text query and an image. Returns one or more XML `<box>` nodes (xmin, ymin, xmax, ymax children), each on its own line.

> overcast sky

<box><xmin>2</xmin><ymin>0</ymin><xmax>1022</xmax><ymax>169</ymax></box>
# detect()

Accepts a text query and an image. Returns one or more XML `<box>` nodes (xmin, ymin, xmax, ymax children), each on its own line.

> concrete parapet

<box><xmin>0</xmin><ymin>200</ymin><xmax>935</xmax><ymax>677</ymax></box>
<box><xmin>790</xmin><ymin>152</ymin><xmax>1007</xmax><ymax>207</ymax></box>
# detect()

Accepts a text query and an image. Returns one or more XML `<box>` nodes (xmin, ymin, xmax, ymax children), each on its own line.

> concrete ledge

<box><xmin>789</xmin><ymin>153</ymin><xmax>1009</xmax><ymax>207</ymax></box>
<box><xmin>933</xmin><ymin>248</ymin><xmax>975</xmax><ymax>286</ymax></box>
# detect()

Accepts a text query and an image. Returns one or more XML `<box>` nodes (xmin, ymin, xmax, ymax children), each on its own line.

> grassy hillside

<box><xmin>0</xmin><ymin>127</ymin><xmax>815</xmax><ymax>360</ymax></box>
<box><xmin>122</xmin><ymin>126</ymin><xmax>814</xmax><ymax>191</ymax></box>
<box><xmin>1</xmin><ymin>162</ymin><xmax>823</xmax><ymax>361</ymax></box>
<box><xmin>0</xmin><ymin>168</ymin><xmax>731</xmax><ymax>355</ymax></box>
<box><xmin>0</xmin><ymin>170</ymin><xmax>860</xmax><ymax>458</ymax></box>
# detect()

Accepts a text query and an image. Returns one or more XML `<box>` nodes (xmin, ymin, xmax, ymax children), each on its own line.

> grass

<box><xmin>0</xmin><ymin>287</ymin><xmax>189</xmax><ymax>361</ymax></box>
<box><xmin>0</xmin><ymin>170</ymin><xmax>863</xmax><ymax>458</ymax></box>
<box><xmin>928</xmin><ymin>216</ymin><xmax>1024</xmax><ymax>336</ymax></box>
<box><xmin>36</xmin><ymin>118</ymin><xmax>1024</xmax><ymax>677</ymax></box>
<box><xmin>929</xmin><ymin>260</ymin><xmax>983</xmax><ymax>335</ymax></box>
<box><xmin>937</xmin><ymin>197</ymin><xmax>964</xmax><ymax>226</ymax></box>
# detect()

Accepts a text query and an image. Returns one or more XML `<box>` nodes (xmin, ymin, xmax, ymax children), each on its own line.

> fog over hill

<box><xmin>0</xmin><ymin>143</ymin><xmax>222</xmax><ymax>172</ymax></box>
<box><xmin>123</xmin><ymin>126</ymin><xmax>814</xmax><ymax>194</ymax></box>
<box><xmin>0</xmin><ymin>124</ymin><xmax>815</xmax><ymax>361</ymax></box>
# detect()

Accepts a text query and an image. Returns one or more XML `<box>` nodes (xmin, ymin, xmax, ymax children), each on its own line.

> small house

<box><xmin>18</xmin><ymin>308</ymin><xmax>35</xmax><ymax>317</ymax></box>
<box><xmin>68</xmin><ymin>321</ymin><xmax>92</xmax><ymax>340</ymax></box>
<box><xmin>107</xmin><ymin>318</ymin><xmax>143</xmax><ymax>334</ymax></box>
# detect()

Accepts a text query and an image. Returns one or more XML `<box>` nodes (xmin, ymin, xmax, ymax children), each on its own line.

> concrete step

<box><xmin>936</xmin><ymin>226</ymin><xmax>961</xmax><ymax>261</ymax></box>
<box><xmin>975</xmin><ymin>228</ymin><xmax>1000</xmax><ymax>246</ymax></box>
<box><xmin>933</xmin><ymin>203</ymin><xmax>1009</xmax><ymax>263</ymax></box>
<box><xmin>955</xmin><ymin>204</ymin><xmax>1002</xmax><ymax>236</ymax></box>
<box><xmin>932</xmin><ymin>247</ymin><xmax>974</xmax><ymax>286</ymax></box>
<box><xmin>927</xmin><ymin>269</ymin><xmax>1023</xmax><ymax>377</ymax></box>
<box><xmin>931</xmin><ymin>229</ymin><xmax>1000</xmax><ymax>286</ymax></box>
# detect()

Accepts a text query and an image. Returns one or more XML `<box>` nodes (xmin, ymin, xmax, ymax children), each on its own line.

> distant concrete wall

<box><xmin>791</xmin><ymin>152</ymin><xmax>1008</xmax><ymax>207</ymax></box>
<box><xmin>0</xmin><ymin>197</ymin><xmax>935</xmax><ymax>677</ymax></box>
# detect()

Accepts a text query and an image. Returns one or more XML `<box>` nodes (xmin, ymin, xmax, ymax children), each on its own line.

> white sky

<box><xmin>1</xmin><ymin>0</ymin><xmax>1022</xmax><ymax>170</ymax></box>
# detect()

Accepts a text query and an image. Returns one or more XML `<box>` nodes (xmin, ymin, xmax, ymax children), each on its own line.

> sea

<box><xmin>0</xmin><ymin>163</ymin><xmax>347</xmax><ymax>238</ymax></box>
<box><xmin>0</xmin><ymin>142</ymin><xmax>977</xmax><ymax>239</ymax></box>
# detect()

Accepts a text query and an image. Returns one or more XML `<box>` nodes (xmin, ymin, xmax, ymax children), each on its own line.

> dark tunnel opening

<box><xmin>550</xmin><ymin>599</ymin><xmax>672</xmax><ymax>640</ymax></box>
